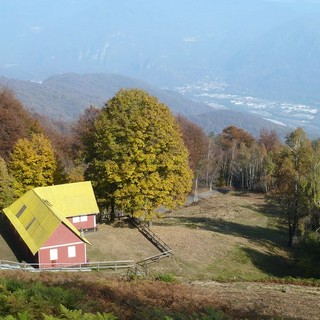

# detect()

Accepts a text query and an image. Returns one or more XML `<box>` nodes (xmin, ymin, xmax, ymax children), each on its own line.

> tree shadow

<box><xmin>241</xmin><ymin>247</ymin><xmax>302</xmax><ymax>278</ymax></box>
<box><xmin>246</xmin><ymin>200</ymin><xmax>284</xmax><ymax>219</ymax></box>
<box><xmin>216</xmin><ymin>187</ymin><xmax>233</xmax><ymax>194</ymax></box>
<box><xmin>165</xmin><ymin>215</ymin><xmax>287</xmax><ymax>248</ymax></box>
<box><xmin>160</xmin><ymin>213</ymin><xmax>300</xmax><ymax>277</ymax></box>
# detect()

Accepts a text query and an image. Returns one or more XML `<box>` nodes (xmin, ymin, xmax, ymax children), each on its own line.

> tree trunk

<box><xmin>193</xmin><ymin>174</ymin><xmax>199</xmax><ymax>202</ymax></box>
<box><xmin>287</xmin><ymin>220</ymin><xmax>296</xmax><ymax>247</ymax></box>
<box><xmin>110</xmin><ymin>198</ymin><xmax>116</xmax><ymax>222</ymax></box>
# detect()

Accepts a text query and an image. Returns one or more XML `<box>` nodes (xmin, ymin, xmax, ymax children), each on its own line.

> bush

<box><xmin>296</xmin><ymin>232</ymin><xmax>320</xmax><ymax>278</ymax></box>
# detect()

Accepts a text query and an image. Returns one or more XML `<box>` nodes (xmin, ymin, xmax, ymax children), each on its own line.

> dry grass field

<box><xmin>86</xmin><ymin>190</ymin><xmax>294</xmax><ymax>281</ymax></box>
<box><xmin>84</xmin><ymin>190</ymin><xmax>320</xmax><ymax>319</ymax></box>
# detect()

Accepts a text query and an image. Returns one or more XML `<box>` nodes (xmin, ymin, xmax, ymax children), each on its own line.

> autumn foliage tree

<box><xmin>268</xmin><ymin>128</ymin><xmax>314</xmax><ymax>246</ymax></box>
<box><xmin>8</xmin><ymin>133</ymin><xmax>57</xmax><ymax>196</ymax></box>
<box><xmin>0</xmin><ymin>156</ymin><xmax>16</xmax><ymax>208</ymax></box>
<box><xmin>68</xmin><ymin>106</ymin><xmax>102</xmax><ymax>182</ymax></box>
<box><xmin>176</xmin><ymin>115</ymin><xmax>209</xmax><ymax>201</ymax></box>
<box><xmin>217</xmin><ymin>126</ymin><xmax>256</xmax><ymax>187</ymax></box>
<box><xmin>85</xmin><ymin>89</ymin><xmax>193</xmax><ymax>220</ymax></box>
<box><xmin>0</xmin><ymin>89</ymin><xmax>43</xmax><ymax>161</ymax></box>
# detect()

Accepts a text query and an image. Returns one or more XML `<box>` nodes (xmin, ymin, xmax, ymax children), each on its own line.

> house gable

<box><xmin>39</xmin><ymin>223</ymin><xmax>87</xmax><ymax>267</ymax></box>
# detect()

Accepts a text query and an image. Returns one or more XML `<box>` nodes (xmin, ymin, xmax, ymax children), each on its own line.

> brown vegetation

<box><xmin>1</xmin><ymin>269</ymin><xmax>319</xmax><ymax>319</ymax></box>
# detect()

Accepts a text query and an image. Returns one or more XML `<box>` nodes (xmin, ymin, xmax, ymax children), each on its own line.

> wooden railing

<box><xmin>129</xmin><ymin>217</ymin><xmax>173</xmax><ymax>253</ymax></box>
<box><xmin>0</xmin><ymin>259</ymin><xmax>135</xmax><ymax>272</ymax></box>
<box><xmin>0</xmin><ymin>218</ymin><xmax>174</xmax><ymax>273</ymax></box>
<box><xmin>0</xmin><ymin>260</ymin><xmax>35</xmax><ymax>271</ymax></box>
<box><xmin>137</xmin><ymin>250</ymin><xmax>174</xmax><ymax>267</ymax></box>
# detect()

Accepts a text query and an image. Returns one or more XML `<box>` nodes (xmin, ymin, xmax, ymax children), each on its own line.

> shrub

<box><xmin>296</xmin><ymin>232</ymin><xmax>320</xmax><ymax>278</ymax></box>
<box><xmin>43</xmin><ymin>304</ymin><xmax>117</xmax><ymax>320</ymax></box>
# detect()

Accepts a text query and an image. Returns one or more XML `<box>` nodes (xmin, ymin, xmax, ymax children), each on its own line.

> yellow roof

<box><xmin>34</xmin><ymin>181</ymin><xmax>99</xmax><ymax>217</ymax></box>
<box><xmin>2</xmin><ymin>181</ymin><xmax>98</xmax><ymax>255</ymax></box>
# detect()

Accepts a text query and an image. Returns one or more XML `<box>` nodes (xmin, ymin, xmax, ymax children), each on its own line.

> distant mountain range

<box><xmin>0</xmin><ymin>73</ymin><xmax>292</xmax><ymax>138</ymax></box>
<box><xmin>1</xmin><ymin>0</ymin><xmax>320</xmax><ymax>104</ymax></box>
<box><xmin>1</xmin><ymin>1</ymin><xmax>320</xmax><ymax>138</ymax></box>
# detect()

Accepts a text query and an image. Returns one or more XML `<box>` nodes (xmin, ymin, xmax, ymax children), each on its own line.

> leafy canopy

<box><xmin>85</xmin><ymin>89</ymin><xmax>193</xmax><ymax>219</ymax></box>
<box><xmin>0</xmin><ymin>89</ymin><xmax>43</xmax><ymax>161</ymax></box>
<box><xmin>268</xmin><ymin>128</ymin><xmax>314</xmax><ymax>246</ymax></box>
<box><xmin>8</xmin><ymin>133</ymin><xmax>57</xmax><ymax>196</ymax></box>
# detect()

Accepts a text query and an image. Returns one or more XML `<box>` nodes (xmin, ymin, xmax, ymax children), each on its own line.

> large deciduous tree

<box><xmin>268</xmin><ymin>128</ymin><xmax>313</xmax><ymax>247</ymax></box>
<box><xmin>8</xmin><ymin>133</ymin><xmax>57</xmax><ymax>196</ymax></box>
<box><xmin>85</xmin><ymin>89</ymin><xmax>193</xmax><ymax>220</ymax></box>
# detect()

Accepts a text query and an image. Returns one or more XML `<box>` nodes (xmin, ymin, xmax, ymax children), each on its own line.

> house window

<box><xmin>50</xmin><ymin>248</ymin><xmax>58</xmax><ymax>261</ymax></box>
<box><xmin>73</xmin><ymin>216</ymin><xmax>80</xmax><ymax>223</ymax></box>
<box><xmin>26</xmin><ymin>217</ymin><xmax>36</xmax><ymax>230</ymax></box>
<box><xmin>16</xmin><ymin>205</ymin><xmax>26</xmax><ymax>218</ymax></box>
<box><xmin>68</xmin><ymin>246</ymin><xmax>76</xmax><ymax>258</ymax></box>
<box><xmin>80</xmin><ymin>215</ymin><xmax>88</xmax><ymax>222</ymax></box>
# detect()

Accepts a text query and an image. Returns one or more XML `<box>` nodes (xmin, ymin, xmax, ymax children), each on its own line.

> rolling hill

<box><xmin>0</xmin><ymin>73</ymin><xmax>292</xmax><ymax>138</ymax></box>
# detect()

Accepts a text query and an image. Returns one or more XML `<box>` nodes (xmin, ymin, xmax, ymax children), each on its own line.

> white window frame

<box><xmin>73</xmin><ymin>216</ymin><xmax>80</xmax><ymax>223</ymax></box>
<box><xmin>50</xmin><ymin>248</ymin><xmax>58</xmax><ymax>261</ymax></box>
<box><xmin>68</xmin><ymin>246</ymin><xmax>76</xmax><ymax>258</ymax></box>
<box><xmin>80</xmin><ymin>215</ymin><xmax>88</xmax><ymax>222</ymax></box>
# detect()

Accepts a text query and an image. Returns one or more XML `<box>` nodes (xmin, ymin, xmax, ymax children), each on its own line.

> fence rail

<box><xmin>129</xmin><ymin>217</ymin><xmax>173</xmax><ymax>253</ymax></box>
<box><xmin>137</xmin><ymin>250</ymin><xmax>174</xmax><ymax>266</ymax></box>
<box><xmin>0</xmin><ymin>259</ymin><xmax>135</xmax><ymax>272</ymax></box>
<box><xmin>0</xmin><ymin>218</ymin><xmax>174</xmax><ymax>273</ymax></box>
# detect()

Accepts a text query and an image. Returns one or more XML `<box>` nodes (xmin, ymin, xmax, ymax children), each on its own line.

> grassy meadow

<box><xmin>86</xmin><ymin>190</ymin><xmax>297</xmax><ymax>282</ymax></box>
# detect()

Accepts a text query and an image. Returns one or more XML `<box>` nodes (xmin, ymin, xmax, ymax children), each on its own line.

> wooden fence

<box><xmin>0</xmin><ymin>259</ymin><xmax>135</xmax><ymax>272</ymax></box>
<box><xmin>0</xmin><ymin>217</ymin><xmax>174</xmax><ymax>273</ymax></box>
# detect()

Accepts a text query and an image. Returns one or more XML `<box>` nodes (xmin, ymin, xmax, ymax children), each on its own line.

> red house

<box><xmin>2</xmin><ymin>181</ymin><xmax>99</xmax><ymax>269</ymax></box>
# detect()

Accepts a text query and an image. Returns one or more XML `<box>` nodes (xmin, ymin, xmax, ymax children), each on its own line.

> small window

<box><xmin>73</xmin><ymin>216</ymin><xmax>80</xmax><ymax>223</ymax></box>
<box><xmin>68</xmin><ymin>246</ymin><xmax>76</xmax><ymax>258</ymax></box>
<box><xmin>50</xmin><ymin>248</ymin><xmax>58</xmax><ymax>261</ymax></box>
<box><xmin>80</xmin><ymin>215</ymin><xmax>88</xmax><ymax>222</ymax></box>
<box><xmin>26</xmin><ymin>217</ymin><xmax>36</xmax><ymax>230</ymax></box>
<box><xmin>16</xmin><ymin>205</ymin><xmax>26</xmax><ymax>218</ymax></box>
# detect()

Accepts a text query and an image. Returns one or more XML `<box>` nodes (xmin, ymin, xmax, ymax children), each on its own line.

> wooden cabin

<box><xmin>2</xmin><ymin>181</ymin><xmax>99</xmax><ymax>268</ymax></box>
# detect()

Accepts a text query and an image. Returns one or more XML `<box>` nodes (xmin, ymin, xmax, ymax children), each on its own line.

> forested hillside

<box><xmin>0</xmin><ymin>73</ymin><xmax>290</xmax><ymax>138</ymax></box>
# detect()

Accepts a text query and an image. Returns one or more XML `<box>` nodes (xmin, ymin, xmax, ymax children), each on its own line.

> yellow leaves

<box><xmin>8</xmin><ymin>134</ymin><xmax>57</xmax><ymax>196</ymax></box>
<box><xmin>85</xmin><ymin>89</ymin><xmax>193</xmax><ymax>219</ymax></box>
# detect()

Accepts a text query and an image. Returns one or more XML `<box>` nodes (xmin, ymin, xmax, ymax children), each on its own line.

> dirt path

<box><xmin>189</xmin><ymin>280</ymin><xmax>320</xmax><ymax>319</ymax></box>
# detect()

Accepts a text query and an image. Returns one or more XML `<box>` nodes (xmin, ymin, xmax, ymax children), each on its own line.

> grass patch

<box><xmin>154</xmin><ymin>273</ymin><xmax>177</xmax><ymax>283</ymax></box>
<box><xmin>206</xmin><ymin>245</ymin><xmax>271</xmax><ymax>282</ymax></box>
